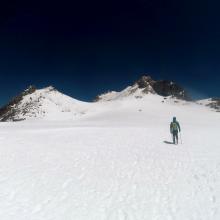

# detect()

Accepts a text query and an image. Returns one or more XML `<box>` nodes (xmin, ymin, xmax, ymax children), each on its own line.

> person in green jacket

<box><xmin>170</xmin><ymin>117</ymin><xmax>181</xmax><ymax>144</ymax></box>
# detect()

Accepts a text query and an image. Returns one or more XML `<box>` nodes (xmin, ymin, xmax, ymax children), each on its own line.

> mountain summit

<box><xmin>95</xmin><ymin>75</ymin><xmax>191</xmax><ymax>101</ymax></box>
<box><xmin>0</xmin><ymin>86</ymin><xmax>89</xmax><ymax>121</ymax></box>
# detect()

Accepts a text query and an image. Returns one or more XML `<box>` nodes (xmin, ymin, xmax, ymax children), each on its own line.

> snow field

<box><xmin>0</xmin><ymin>94</ymin><xmax>219</xmax><ymax>219</ymax></box>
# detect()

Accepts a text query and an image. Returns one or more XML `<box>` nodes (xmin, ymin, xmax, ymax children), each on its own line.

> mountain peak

<box><xmin>135</xmin><ymin>75</ymin><xmax>155</xmax><ymax>89</ymax></box>
<box><xmin>95</xmin><ymin>75</ymin><xmax>191</xmax><ymax>102</ymax></box>
<box><xmin>135</xmin><ymin>75</ymin><xmax>191</xmax><ymax>100</ymax></box>
<box><xmin>23</xmin><ymin>85</ymin><xmax>37</xmax><ymax>94</ymax></box>
<box><xmin>0</xmin><ymin>86</ymin><xmax>87</xmax><ymax>121</ymax></box>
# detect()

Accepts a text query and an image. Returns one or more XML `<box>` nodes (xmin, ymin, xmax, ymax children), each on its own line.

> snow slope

<box><xmin>0</xmin><ymin>94</ymin><xmax>219</xmax><ymax>220</ymax></box>
<box><xmin>0</xmin><ymin>86</ymin><xmax>94</xmax><ymax>121</ymax></box>
<box><xmin>197</xmin><ymin>98</ymin><xmax>220</xmax><ymax>112</ymax></box>
<box><xmin>18</xmin><ymin>86</ymin><xmax>90</xmax><ymax>120</ymax></box>
<box><xmin>96</xmin><ymin>84</ymin><xmax>154</xmax><ymax>101</ymax></box>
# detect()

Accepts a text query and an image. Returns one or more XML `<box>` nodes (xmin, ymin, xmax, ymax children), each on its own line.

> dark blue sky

<box><xmin>0</xmin><ymin>0</ymin><xmax>219</xmax><ymax>104</ymax></box>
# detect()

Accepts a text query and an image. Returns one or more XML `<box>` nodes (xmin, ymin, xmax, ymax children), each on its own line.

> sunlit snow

<box><xmin>0</xmin><ymin>88</ymin><xmax>219</xmax><ymax>219</ymax></box>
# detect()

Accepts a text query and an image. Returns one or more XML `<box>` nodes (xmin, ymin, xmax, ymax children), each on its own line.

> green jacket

<box><xmin>170</xmin><ymin>121</ymin><xmax>181</xmax><ymax>133</ymax></box>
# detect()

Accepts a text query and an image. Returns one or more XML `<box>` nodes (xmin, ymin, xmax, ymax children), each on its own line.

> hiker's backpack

<box><xmin>171</xmin><ymin>122</ymin><xmax>178</xmax><ymax>131</ymax></box>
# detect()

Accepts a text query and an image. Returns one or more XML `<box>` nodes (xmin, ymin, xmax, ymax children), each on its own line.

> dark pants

<box><xmin>172</xmin><ymin>131</ymin><xmax>178</xmax><ymax>144</ymax></box>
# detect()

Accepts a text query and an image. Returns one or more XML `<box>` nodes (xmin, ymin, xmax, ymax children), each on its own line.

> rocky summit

<box><xmin>135</xmin><ymin>75</ymin><xmax>191</xmax><ymax>100</ymax></box>
<box><xmin>95</xmin><ymin>75</ymin><xmax>191</xmax><ymax>101</ymax></box>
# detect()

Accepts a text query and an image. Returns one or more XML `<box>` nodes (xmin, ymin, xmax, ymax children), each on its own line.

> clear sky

<box><xmin>0</xmin><ymin>0</ymin><xmax>219</xmax><ymax>105</ymax></box>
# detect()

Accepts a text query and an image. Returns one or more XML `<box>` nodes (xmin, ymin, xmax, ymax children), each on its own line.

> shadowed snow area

<box><xmin>0</xmin><ymin>94</ymin><xmax>219</xmax><ymax>220</ymax></box>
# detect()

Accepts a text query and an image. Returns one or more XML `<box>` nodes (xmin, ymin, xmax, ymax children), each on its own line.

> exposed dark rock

<box><xmin>0</xmin><ymin>85</ymin><xmax>37</xmax><ymax>121</ymax></box>
<box><xmin>135</xmin><ymin>75</ymin><xmax>191</xmax><ymax>100</ymax></box>
<box><xmin>136</xmin><ymin>75</ymin><xmax>155</xmax><ymax>89</ymax></box>
<box><xmin>211</xmin><ymin>98</ymin><xmax>220</xmax><ymax>102</ymax></box>
<box><xmin>152</xmin><ymin>80</ymin><xmax>191</xmax><ymax>100</ymax></box>
<box><xmin>93</xmin><ymin>96</ymin><xmax>101</xmax><ymax>102</ymax></box>
<box><xmin>206</xmin><ymin>98</ymin><xmax>220</xmax><ymax>111</ymax></box>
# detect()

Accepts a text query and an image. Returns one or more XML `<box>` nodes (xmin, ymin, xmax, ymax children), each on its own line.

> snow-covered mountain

<box><xmin>0</xmin><ymin>86</ymin><xmax>90</xmax><ymax>121</ymax></box>
<box><xmin>0</xmin><ymin>75</ymin><xmax>218</xmax><ymax>122</ymax></box>
<box><xmin>95</xmin><ymin>75</ymin><xmax>191</xmax><ymax>101</ymax></box>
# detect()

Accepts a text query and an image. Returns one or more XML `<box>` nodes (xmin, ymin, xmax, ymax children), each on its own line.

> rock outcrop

<box><xmin>0</xmin><ymin>86</ymin><xmax>37</xmax><ymax>121</ymax></box>
<box><xmin>206</xmin><ymin>98</ymin><xmax>220</xmax><ymax>112</ymax></box>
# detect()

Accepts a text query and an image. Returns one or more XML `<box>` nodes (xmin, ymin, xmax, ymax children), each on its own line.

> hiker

<box><xmin>170</xmin><ymin>117</ymin><xmax>181</xmax><ymax>144</ymax></box>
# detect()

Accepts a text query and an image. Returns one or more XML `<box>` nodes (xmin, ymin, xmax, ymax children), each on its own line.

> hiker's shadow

<box><xmin>163</xmin><ymin>141</ymin><xmax>174</xmax><ymax>145</ymax></box>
